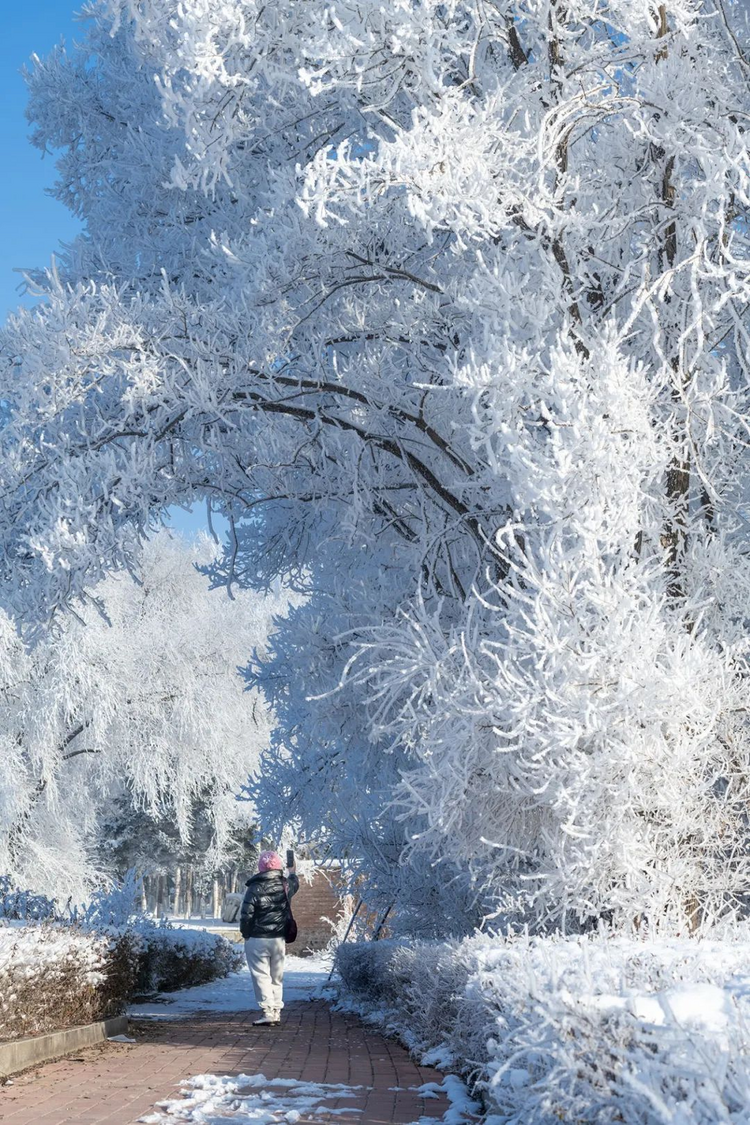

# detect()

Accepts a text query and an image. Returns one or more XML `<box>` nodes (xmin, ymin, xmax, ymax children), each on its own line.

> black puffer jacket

<box><xmin>239</xmin><ymin>870</ymin><xmax>299</xmax><ymax>940</ymax></box>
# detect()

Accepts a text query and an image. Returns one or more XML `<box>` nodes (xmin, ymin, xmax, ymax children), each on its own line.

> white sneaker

<box><xmin>253</xmin><ymin>1013</ymin><xmax>280</xmax><ymax>1026</ymax></box>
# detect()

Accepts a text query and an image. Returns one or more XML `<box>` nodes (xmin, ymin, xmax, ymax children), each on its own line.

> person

<box><xmin>239</xmin><ymin>850</ymin><xmax>299</xmax><ymax>1026</ymax></box>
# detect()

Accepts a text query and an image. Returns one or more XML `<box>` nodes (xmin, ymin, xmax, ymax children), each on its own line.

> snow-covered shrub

<box><xmin>131</xmin><ymin>924</ymin><xmax>243</xmax><ymax>996</ymax></box>
<box><xmin>336</xmin><ymin>939</ymin><xmax>476</xmax><ymax>1065</ymax></box>
<box><xmin>82</xmin><ymin>870</ymin><xmax>243</xmax><ymax>994</ymax></box>
<box><xmin>82</xmin><ymin>869</ymin><xmax>145</xmax><ymax>928</ymax></box>
<box><xmin>0</xmin><ymin>877</ymin><xmax>58</xmax><ymax>922</ymax></box>
<box><xmin>337</xmin><ymin>935</ymin><xmax>750</xmax><ymax>1123</ymax></box>
<box><xmin>0</xmin><ymin>918</ymin><xmax>241</xmax><ymax>1040</ymax></box>
<box><xmin>336</xmin><ymin>939</ymin><xmax>470</xmax><ymax>1053</ymax></box>
<box><xmin>0</xmin><ymin>870</ymin><xmax>241</xmax><ymax>1039</ymax></box>
<box><xmin>334</xmin><ymin>940</ymin><xmax>399</xmax><ymax>1004</ymax></box>
<box><xmin>0</xmin><ymin>925</ymin><xmax>138</xmax><ymax>1041</ymax></box>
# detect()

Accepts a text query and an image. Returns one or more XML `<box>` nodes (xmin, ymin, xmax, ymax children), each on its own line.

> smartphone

<box><xmin>286</xmin><ymin>848</ymin><xmax>295</xmax><ymax>868</ymax></box>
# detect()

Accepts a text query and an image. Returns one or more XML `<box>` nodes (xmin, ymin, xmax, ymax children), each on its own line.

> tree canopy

<box><xmin>1</xmin><ymin>0</ymin><xmax>750</xmax><ymax>930</ymax></box>
<box><xmin>0</xmin><ymin>531</ymin><xmax>284</xmax><ymax>900</ymax></box>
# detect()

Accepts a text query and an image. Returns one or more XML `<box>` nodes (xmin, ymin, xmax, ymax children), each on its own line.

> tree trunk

<box><xmin>212</xmin><ymin>876</ymin><xmax>220</xmax><ymax>919</ymax></box>
<box><xmin>156</xmin><ymin>873</ymin><xmax>166</xmax><ymax>917</ymax></box>
<box><xmin>173</xmin><ymin>865</ymin><xmax>182</xmax><ymax>918</ymax></box>
<box><xmin>185</xmin><ymin>865</ymin><xmax>194</xmax><ymax>917</ymax></box>
<box><xmin>150</xmin><ymin>883</ymin><xmax>158</xmax><ymax>916</ymax></box>
<box><xmin>652</xmin><ymin>13</ymin><xmax>691</xmax><ymax>612</ymax></box>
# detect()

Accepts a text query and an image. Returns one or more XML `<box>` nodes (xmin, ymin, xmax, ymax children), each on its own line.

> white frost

<box><xmin>138</xmin><ymin>1072</ymin><xmax>365</xmax><ymax>1125</ymax></box>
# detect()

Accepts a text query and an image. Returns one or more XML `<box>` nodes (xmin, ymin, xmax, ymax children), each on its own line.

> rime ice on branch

<box><xmin>0</xmin><ymin>532</ymin><xmax>285</xmax><ymax>900</ymax></box>
<box><xmin>1</xmin><ymin>0</ymin><xmax>750</xmax><ymax>930</ymax></box>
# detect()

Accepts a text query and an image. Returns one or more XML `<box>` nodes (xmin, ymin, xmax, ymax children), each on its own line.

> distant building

<box><xmin>290</xmin><ymin>865</ymin><xmax>345</xmax><ymax>952</ymax></box>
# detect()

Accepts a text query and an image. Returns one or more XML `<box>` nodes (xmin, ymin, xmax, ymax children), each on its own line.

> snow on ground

<box><xmin>137</xmin><ymin>1073</ymin><xmax>366</xmax><ymax>1124</ymax></box>
<box><xmin>136</xmin><ymin>1072</ymin><xmax>480</xmax><ymax>1125</ymax></box>
<box><xmin>415</xmin><ymin>1077</ymin><xmax>483</xmax><ymax>1125</ymax></box>
<box><xmin>129</xmin><ymin>954</ymin><xmax>332</xmax><ymax>1019</ymax></box>
<box><xmin>168</xmin><ymin>916</ymin><xmax>241</xmax><ymax>933</ymax></box>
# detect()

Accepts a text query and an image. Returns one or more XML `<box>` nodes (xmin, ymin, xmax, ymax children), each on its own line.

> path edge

<box><xmin>0</xmin><ymin>1015</ymin><xmax>129</xmax><ymax>1078</ymax></box>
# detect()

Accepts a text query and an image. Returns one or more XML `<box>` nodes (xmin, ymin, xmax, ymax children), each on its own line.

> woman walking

<box><xmin>239</xmin><ymin>850</ymin><xmax>299</xmax><ymax>1026</ymax></box>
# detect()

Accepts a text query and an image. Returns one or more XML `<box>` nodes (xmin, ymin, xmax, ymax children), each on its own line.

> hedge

<box><xmin>0</xmin><ymin>922</ymin><xmax>243</xmax><ymax>1042</ymax></box>
<box><xmin>336</xmin><ymin>933</ymin><xmax>750</xmax><ymax>1124</ymax></box>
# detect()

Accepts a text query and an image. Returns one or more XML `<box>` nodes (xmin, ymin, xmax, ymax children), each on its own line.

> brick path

<box><xmin>0</xmin><ymin>1002</ymin><xmax>451</xmax><ymax>1125</ymax></box>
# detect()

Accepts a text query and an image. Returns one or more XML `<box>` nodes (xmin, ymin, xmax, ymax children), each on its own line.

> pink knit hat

<box><xmin>258</xmin><ymin>850</ymin><xmax>283</xmax><ymax>872</ymax></box>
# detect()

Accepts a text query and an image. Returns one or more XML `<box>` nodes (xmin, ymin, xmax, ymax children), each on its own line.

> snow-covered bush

<box><xmin>82</xmin><ymin>873</ymin><xmax>243</xmax><ymax>995</ymax></box>
<box><xmin>0</xmin><ymin>918</ymin><xmax>242</xmax><ymax>1040</ymax></box>
<box><xmin>0</xmin><ymin>925</ymin><xmax>138</xmax><ymax>1041</ymax></box>
<box><xmin>81</xmin><ymin>869</ymin><xmax>145</xmax><ymax>928</ymax></box>
<box><xmin>131</xmin><ymin>923</ymin><xmax>243</xmax><ymax>996</ymax></box>
<box><xmin>337</xmin><ymin>935</ymin><xmax>750</xmax><ymax>1123</ymax></box>
<box><xmin>0</xmin><ymin>877</ymin><xmax>58</xmax><ymax>922</ymax></box>
<box><xmin>0</xmin><ymin>873</ymin><xmax>241</xmax><ymax>1039</ymax></box>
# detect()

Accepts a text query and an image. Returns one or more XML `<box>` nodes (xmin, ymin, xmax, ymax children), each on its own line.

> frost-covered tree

<box><xmin>1</xmin><ymin>0</ymin><xmax>750</xmax><ymax>930</ymax></box>
<box><xmin>0</xmin><ymin>531</ymin><xmax>283</xmax><ymax>901</ymax></box>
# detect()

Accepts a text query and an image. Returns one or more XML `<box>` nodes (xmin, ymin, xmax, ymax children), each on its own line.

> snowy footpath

<box><xmin>129</xmin><ymin>954</ymin><xmax>332</xmax><ymax>1020</ymax></box>
<box><xmin>0</xmin><ymin>954</ymin><xmax>478</xmax><ymax>1125</ymax></box>
<box><xmin>126</xmin><ymin>955</ymin><xmax>478</xmax><ymax>1124</ymax></box>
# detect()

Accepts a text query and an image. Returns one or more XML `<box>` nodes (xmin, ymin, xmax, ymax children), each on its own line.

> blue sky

<box><xmin>0</xmin><ymin>1</ymin><xmax>83</xmax><ymax>322</ymax></box>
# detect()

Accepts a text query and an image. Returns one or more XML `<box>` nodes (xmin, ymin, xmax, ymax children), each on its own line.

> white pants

<box><xmin>244</xmin><ymin>937</ymin><xmax>286</xmax><ymax>1015</ymax></box>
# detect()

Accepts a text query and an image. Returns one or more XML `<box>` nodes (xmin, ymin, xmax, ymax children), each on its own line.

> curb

<box><xmin>0</xmin><ymin>1015</ymin><xmax>129</xmax><ymax>1078</ymax></box>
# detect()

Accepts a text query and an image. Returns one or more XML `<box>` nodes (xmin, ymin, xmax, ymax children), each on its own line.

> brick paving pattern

<box><xmin>0</xmin><ymin>1001</ymin><xmax>451</xmax><ymax>1125</ymax></box>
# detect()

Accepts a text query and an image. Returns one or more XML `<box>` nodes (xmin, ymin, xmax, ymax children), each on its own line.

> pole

<box><xmin>372</xmin><ymin>903</ymin><xmax>393</xmax><ymax>941</ymax></box>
